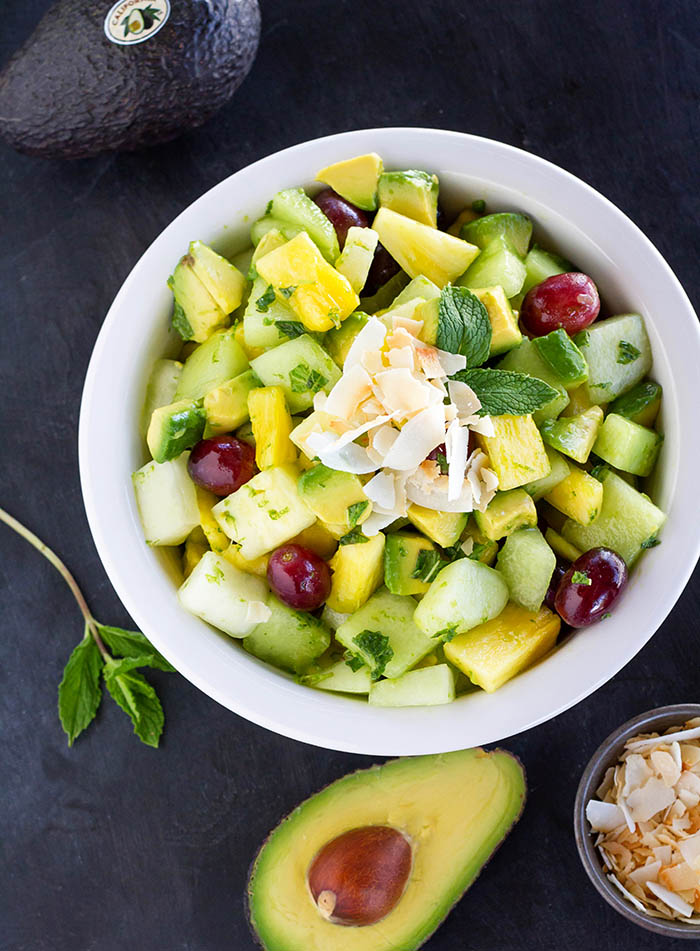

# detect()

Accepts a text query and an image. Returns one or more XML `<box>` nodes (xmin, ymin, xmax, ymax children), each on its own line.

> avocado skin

<box><xmin>0</xmin><ymin>0</ymin><xmax>260</xmax><ymax>159</ymax></box>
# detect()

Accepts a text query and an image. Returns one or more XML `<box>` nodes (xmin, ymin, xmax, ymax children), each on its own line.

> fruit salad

<box><xmin>132</xmin><ymin>151</ymin><xmax>666</xmax><ymax>707</ymax></box>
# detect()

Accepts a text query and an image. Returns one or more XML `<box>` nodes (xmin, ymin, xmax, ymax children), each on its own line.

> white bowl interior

<box><xmin>79</xmin><ymin>129</ymin><xmax>700</xmax><ymax>755</ymax></box>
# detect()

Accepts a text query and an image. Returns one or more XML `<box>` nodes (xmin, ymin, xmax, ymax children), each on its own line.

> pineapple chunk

<box><xmin>444</xmin><ymin>602</ymin><xmax>560</xmax><ymax>692</ymax></box>
<box><xmin>289</xmin><ymin>410</ymin><xmax>333</xmax><ymax>456</ymax></box>
<box><xmin>544</xmin><ymin>463</ymin><xmax>603</xmax><ymax>525</ymax></box>
<box><xmin>255</xmin><ymin>231</ymin><xmax>359</xmax><ymax>332</ymax></box>
<box><xmin>477</xmin><ymin>414</ymin><xmax>550</xmax><ymax>490</ymax></box>
<box><xmin>195</xmin><ymin>486</ymin><xmax>230</xmax><ymax>552</ymax></box>
<box><xmin>470</xmin><ymin>286</ymin><xmax>522</xmax><ymax>356</ymax></box>
<box><xmin>372</xmin><ymin>207</ymin><xmax>480</xmax><ymax>287</ymax></box>
<box><xmin>248</xmin><ymin>386</ymin><xmax>297</xmax><ymax>470</ymax></box>
<box><xmin>327</xmin><ymin>532</ymin><xmax>385</xmax><ymax>614</ymax></box>
<box><xmin>407</xmin><ymin>504</ymin><xmax>467</xmax><ymax>547</ymax></box>
<box><xmin>221</xmin><ymin>543</ymin><xmax>270</xmax><ymax>578</ymax></box>
<box><xmin>183</xmin><ymin>527</ymin><xmax>209</xmax><ymax>579</ymax></box>
<box><xmin>474</xmin><ymin>489</ymin><xmax>537</xmax><ymax>541</ymax></box>
<box><xmin>288</xmin><ymin>522</ymin><xmax>338</xmax><ymax>560</ymax></box>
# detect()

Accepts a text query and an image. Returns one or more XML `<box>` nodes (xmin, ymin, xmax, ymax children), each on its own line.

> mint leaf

<box><xmin>451</xmin><ymin>368</ymin><xmax>558</xmax><ymax>416</ymax></box>
<box><xmin>411</xmin><ymin>549</ymin><xmax>443</xmax><ymax>583</ymax></box>
<box><xmin>641</xmin><ymin>535</ymin><xmax>661</xmax><ymax>549</ymax></box>
<box><xmin>347</xmin><ymin>500</ymin><xmax>369</xmax><ymax>528</ymax></box>
<box><xmin>171</xmin><ymin>300</ymin><xmax>193</xmax><ymax>341</ymax></box>
<box><xmin>289</xmin><ymin>362</ymin><xmax>327</xmax><ymax>393</ymax></box>
<box><xmin>352</xmin><ymin>630</ymin><xmax>394</xmax><ymax>679</ymax></box>
<box><xmin>343</xmin><ymin>651</ymin><xmax>366</xmax><ymax>672</ymax></box>
<box><xmin>338</xmin><ymin>529</ymin><xmax>369</xmax><ymax>546</ymax></box>
<box><xmin>617</xmin><ymin>340</ymin><xmax>641</xmax><ymax>365</ymax></box>
<box><xmin>58</xmin><ymin>629</ymin><xmax>103</xmax><ymax>745</ymax></box>
<box><xmin>276</xmin><ymin>320</ymin><xmax>306</xmax><ymax>339</ymax></box>
<box><xmin>278</xmin><ymin>285</ymin><xmax>297</xmax><ymax>299</ymax></box>
<box><xmin>104</xmin><ymin>659</ymin><xmax>164</xmax><ymax>748</ymax></box>
<box><xmin>434</xmin><ymin>625</ymin><xmax>458</xmax><ymax>642</ymax></box>
<box><xmin>98</xmin><ymin>624</ymin><xmax>174</xmax><ymax>672</ymax></box>
<box><xmin>435</xmin><ymin>450</ymin><xmax>449</xmax><ymax>474</ymax></box>
<box><xmin>571</xmin><ymin>570</ymin><xmax>592</xmax><ymax>585</ymax></box>
<box><xmin>255</xmin><ymin>285</ymin><xmax>276</xmax><ymax>313</ymax></box>
<box><xmin>437</xmin><ymin>286</ymin><xmax>491</xmax><ymax>366</ymax></box>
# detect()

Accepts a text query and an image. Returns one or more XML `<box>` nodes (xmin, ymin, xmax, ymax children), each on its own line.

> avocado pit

<box><xmin>307</xmin><ymin>825</ymin><xmax>412</xmax><ymax>927</ymax></box>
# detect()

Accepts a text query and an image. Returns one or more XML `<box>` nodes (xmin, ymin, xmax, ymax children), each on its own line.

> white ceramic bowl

<box><xmin>79</xmin><ymin>128</ymin><xmax>700</xmax><ymax>755</ymax></box>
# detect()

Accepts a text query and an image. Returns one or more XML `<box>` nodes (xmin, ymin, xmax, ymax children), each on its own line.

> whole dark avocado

<box><xmin>0</xmin><ymin>0</ymin><xmax>260</xmax><ymax>159</ymax></box>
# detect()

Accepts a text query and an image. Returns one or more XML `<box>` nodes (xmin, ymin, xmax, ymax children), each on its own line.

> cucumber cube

<box><xmin>458</xmin><ymin>235</ymin><xmax>527</xmax><ymax>299</ymax></box>
<box><xmin>496</xmin><ymin>527</ymin><xmax>556</xmax><ymax>611</ymax></box>
<box><xmin>213</xmin><ymin>465</ymin><xmax>315</xmax><ymax>560</ymax></box>
<box><xmin>243</xmin><ymin>594</ymin><xmax>331</xmax><ymax>673</ymax></box>
<box><xmin>413</xmin><ymin>559</ymin><xmax>509</xmax><ymax>639</ymax></box>
<box><xmin>336</xmin><ymin>588</ymin><xmax>436</xmax><ymax>678</ymax></box>
<box><xmin>132</xmin><ymin>453</ymin><xmax>199</xmax><ymax>546</ymax></box>
<box><xmin>268</xmin><ymin>187</ymin><xmax>340</xmax><ymax>262</ymax></box>
<box><xmin>301</xmin><ymin>658</ymin><xmax>372</xmax><ymax>694</ymax></box>
<box><xmin>251</xmin><ymin>335</ymin><xmax>341</xmax><ymax>414</ymax></box>
<box><xmin>561</xmin><ymin>470</ymin><xmax>666</xmax><ymax>565</ymax></box>
<box><xmin>175</xmin><ymin>328</ymin><xmax>249</xmax><ymax>401</ymax></box>
<box><xmin>575</xmin><ymin>314</ymin><xmax>652</xmax><ymax>404</ymax></box>
<box><xmin>243</xmin><ymin>276</ymin><xmax>299</xmax><ymax>350</ymax></box>
<box><xmin>178</xmin><ymin>551</ymin><xmax>268</xmax><ymax>638</ymax></box>
<box><xmin>609</xmin><ymin>380</ymin><xmax>662</xmax><ymax>427</ymax></box>
<box><xmin>146</xmin><ymin>399</ymin><xmax>206</xmax><ymax>463</ymax></box>
<box><xmin>593</xmin><ymin>413</ymin><xmax>662</xmax><ymax>477</ymax></box>
<box><xmin>250</xmin><ymin>215</ymin><xmax>303</xmax><ymax>247</ymax></box>
<box><xmin>497</xmin><ymin>338</ymin><xmax>570</xmax><ymax>423</ymax></box>
<box><xmin>534</xmin><ymin>329</ymin><xmax>588</xmax><ymax>388</ymax></box>
<box><xmin>539</xmin><ymin>406</ymin><xmax>604</xmax><ymax>464</ymax></box>
<box><xmin>523</xmin><ymin>446</ymin><xmax>570</xmax><ymax>501</ymax></box>
<box><xmin>368</xmin><ymin>664</ymin><xmax>455</xmax><ymax>707</ymax></box>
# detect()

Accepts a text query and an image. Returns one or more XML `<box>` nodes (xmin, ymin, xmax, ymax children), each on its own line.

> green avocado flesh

<box><xmin>247</xmin><ymin>748</ymin><xmax>526</xmax><ymax>951</ymax></box>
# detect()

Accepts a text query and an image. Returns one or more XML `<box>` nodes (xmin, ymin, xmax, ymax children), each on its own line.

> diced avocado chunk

<box><xmin>168</xmin><ymin>253</ymin><xmax>228</xmax><ymax>343</ymax></box>
<box><xmin>213</xmin><ymin>465</ymin><xmax>315</xmax><ymax>560</ymax></box>
<box><xmin>413</xmin><ymin>559</ymin><xmax>509</xmax><ymax>639</ymax></box>
<box><xmin>336</xmin><ymin>588</ymin><xmax>436</xmax><ymax>678</ymax></box>
<box><xmin>256</xmin><ymin>231</ymin><xmax>359</xmax><ymax>332</ymax></box>
<box><xmin>592</xmin><ymin>413</ymin><xmax>662</xmax><ymax>477</ymax></box>
<box><xmin>561</xmin><ymin>470</ymin><xmax>665</xmax><ymax>565</ymax></box>
<box><xmin>444</xmin><ymin>603</ymin><xmax>560</xmax><ymax>692</ymax></box>
<box><xmin>132</xmin><ymin>453</ymin><xmax>199</xmax><ymax>546</ymax></box>
<box><xmin>146</xmin><ymin>399</ymin><xmax>206</xmax><ymax>463</ymax></box>
<box><xmin>178</xmin><ymin>551</ymin><xmax>268</xmax><ymax>638</ymax></box>
<box><xmin>203</xmin><ymin>369</ymin><xmax>259</xmax><ymax>437</ymax></box>
<box><xmin>140</xmin><ymin>358</ymin><xmax>183</xmax><ymax>435</ymax></box>
<box><xmin>243</xmin><ymin>594</ymin><xmax>331</xmax><ymax>674</ymax></box>
<box><xmin>539</xmin><ymin>405</ymin><xmax>604</xmax><ymax>464</ymax></box>
<box><xmin>267</xmin><ymin>187</ymin><xmax>340</xmax><ymax>262</ymax></box>
<box><xmin>574</xmin><ymin>314</ymin><xmax>652</xmax><ymax>404</ymax></box>
<box><xmin>243</xmin><ymin>276</ymin><xmax>299</xmax><ymax>350</ymax></box>
<box><xmin>474</xmin><ymin>488</ymin><xmax>538</xmax><ymax>541</ymax></box>
<box><xmin>315</xmin><ymin>152</ymin><xmax>383</xmax><ymax>211</ymax></box>
<box><xmin>523</xmin><ymin>445</ymin><xmax>570</xmax><ymax>501</ymax></box>
<box><xmin>327</xmin><ymin>532</ymin><xmax>385</xmax><ymax>614</ymax></box>
<box><xmin>458</xmin><ymin>235</ymin><xmax>526</xmax><ymax>299</ymax></box>
<box><xmin>297</xmin><ymin>465</ymin><xmax>370</xmax><ymax>528</ymax></box>
<box><xmin>300</xmin><ymin>657</ymin><xmax>372</xmax><ymax>694</ymax></box>
<box><xmin>384</xmin><ymin>533</ymin><xmax>440</xmax><ymax>596</ymax></box>
<box><xmin>377</xmin><ymin>169</ymin><xmax>440</xmax><ymax>227</ymax></box>
<box><xmin>545</xmin><ymin>527</ymin><xmax>582</xmax><ymax>563</ymax></box>
<box><xmin>476</xmin><ymin>414</ymin><xmax>551</xmax><ymax>491</ymax></box>
<box><xmin>250</xmin><ymin>215</ymin><xmax>304</xmax><ymax>247</ymax></box>
<box><xmin>560</xmin><ymin>381</ymin><xmax>599</xmax><ymax>417</ymax></box>
<box><xmin>334</xmin><ymin>226</ymin><xmax>378</xmax><ymax>293</ymax></box>
<box><xmin>496</xmin><ymin>527</ymin><xmax>556</xmax><ymax>611</ymax></box>
<box><xmin>250</xmin><ymin>334</ymin><xmax>341</xmax><ymax>414</ymax></box>
<box><xmin>369</xmin><ymin>664</ymin><xmax>455</xmax><ymax>707</ymax></box>
<box><xmin>470</xmin><ymin>286</ymin><xmax>522</xmax><ymax>355</ymax></box>
<box><xmin>407</xmin><ymin>504</ymin><xmax>468</xmax><ymax>548</ymax></box>
<box><xmin>461</xmin><ymin>213</ymin><xmax>533</xmax><ymax>257</ymax></box>
<box><xmin>609</xmin><ymin>380</ymin><xmax>662</xmax><ymax>427</ymax></box>
<box><xmin>534</xmin><ymin>329</ymin><xmax>588</xmax><ymax>388</ymax></box>
<box><xmin>544</xmin><ymin>462</ymin><xmax>603</xmax><ymax>525</ymax></box>
<box><xmin>189</xmin><ymin>241</ymin><xmax>246</xmax><ymax>315</ymax></box>
<box><xmin>497</xmin><ymin>338</ymin><xmax>570</xmax><ymax>423</ymax></box>
<box><xmin>324</xmin><ymin>312</ymin><xmax>368</xmax><ymax>366</ymax></box>
<box><xmin>372</xmin><ymin>207</ymin><xmax>480</xmax><ymax>288</ymax></box>
<box><xmin>175</xmin><ymin>327</ymin><xmax>248</xmax><ymax>401</ymax></box>
<box><xmin>248</xmin><ymin>386</ymin><xmax>297</xmax><ymax>470</ymax></box>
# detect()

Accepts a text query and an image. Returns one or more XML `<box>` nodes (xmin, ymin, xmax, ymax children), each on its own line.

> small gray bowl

<box><xmin>574</xmin><ymin>704</ymin><xmax>700</xmax><ymax>939</ymax></box>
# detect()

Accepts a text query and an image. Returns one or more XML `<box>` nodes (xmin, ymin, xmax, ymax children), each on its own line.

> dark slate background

<box><xmin>1</xmin><ymin>1</ymin><xmax>698</xmax><ymax>949</ymax></box>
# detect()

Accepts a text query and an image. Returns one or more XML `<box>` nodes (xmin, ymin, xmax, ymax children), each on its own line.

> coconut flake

<box><xmin>646</xmin><ymin>881</ymin><xmax>695</xmax><ymax>917</ymax></box>
<box><xmin>447</xmin><ymin>379</ymin><xmax>482</xmax><ymax>418</ymax></box>
<box><xmin>381</xmin><ymin>404</ymin><xmax>446</xmax><ymax>471</ymax></box>
<box><xmin>344</xmin><ymin>316</ymin><xmax>386</xmax><ymax>369</ymax></box>
<box><xmin>434</xmin><ymin>347</ymin><xmax>467</xmax><ymax>376</ymax></box>
<box><xmin>387</xmin><ymin>346</ymin><xmax>415</xmax><ymax>370</ymax></box>
<box><xmin>679</xmin><ymin>832</ymin><xmax>700</xmax><ymax>870</ymax></box>
<box><xmin>446</xmin><ymin>424</ymin><xmax>470</xmax><ymax>503</ymax></box>
<box><xmin>360</xmin><ymin>509</ymin><xmax>400</xmax><ymax>536</ymax></box>
<box><xmin>306</xmin><ymin>431</ymin><xmax>378</xmax><ymax>474</ymax></box>
<box><xmin>622</xmin><ymin>754</ymin><xmax>653</xmax><ymax>797</ymax></box>
<box><xmin>363</xmin><ymin>470</ymin><xmax>396</xmax><ymax>511</ymax></box>
<box><xmin>373</xmin><ymin>367</ymin><xmax>432</xmax><ymax>418</ymax></box>
<box><xmin>467</xmin><ymin>413</ymin><xmax>496</xmax><ymax>437</ymax></box>
<box><xmin>651</xmin><ymin>750</ymin><xmax>682</xmax><ymax>787</ymax></box>
<box><xmin>587</xmin><ymin>800</ymin><xmax>626</xmax><ymax>833</ymax></box>
<box><xmin>392</xmin><ymin>315</ymin><xmax>424</xmax><ymax>336</ymax></box>
<box><xmin>628</xmin><ymin>861</ymin><xmax>661</xmax><ymax>885</ymax></box>
<box><xmin>608</xmin><ymin>874</ymin><xmax>648</xmax><ymax>913</ymax></box>
<box><xmin>324</xmin><ymin>364</ymin><xmax>373</xmax><ymax>418</ymax></box>
<box><xmin>626</xmin><ymin>777</ymin><xmax>677</xmax><ymax>823</ymax></box>
<box><xmin>627</xmin><ymin>726</ymin><xmax>700</xmax><ymax>752</ymax></box>
<box><xmin>405</xmin><ymin>467</ymin><xmax>474</xmax><ymax>513</ymax></box>
<box><xmin>246</xmin><ymin>601</ymin><xmax>271</xmax><ymax>624</ymax></box>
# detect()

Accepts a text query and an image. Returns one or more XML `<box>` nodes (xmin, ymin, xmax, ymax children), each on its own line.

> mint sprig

<box><xmin>437</xmin><ymin>286</ymin><xmax>491</xmax><ymax>366</ymax></box>
<box><xmin>0</xmin><ymin>507</ymin><xmax>173</xmax><ymax>747</ymax></box>
<box><xmin>451</xmin><ymin>368</ymin><xmax>558</xmax><ymax>416</ymax></box>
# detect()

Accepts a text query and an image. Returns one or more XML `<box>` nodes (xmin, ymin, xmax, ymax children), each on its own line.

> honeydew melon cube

<box><xmin>369</xmin><ymin>664</ymin><xmax>456</xmax><ymax>707</ymax></box>
<box><xmin>243</xmin><ymin>594</ymin><xmax>331</xmax><ymax>673</ymax></box>
<box><xmin>413</xmin><ymin>559</ymin><xmax>509</xmax><ymax>639</ymax></box>
<box><xmin>177</xmin><ymin>551</ymin><xmax>268</xmax><ymax>638</ymax></box>
<box><xmin>251</xmin><ymin>335</ymin><xmax>341</xmax><ymax>414</ymax></box>
<box><xmin>496</xmin><ymin>527</ymin><xmax>556</xmax><ymax>612</ymax></box>
<box><xmin>132</xmin><ymin>453</ymin><xmax>199</xmax><ymax>546</ymax></box>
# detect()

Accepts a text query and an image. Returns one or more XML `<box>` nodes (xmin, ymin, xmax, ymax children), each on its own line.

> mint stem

<box><xmin>0</xmin><ymin>507</ymin><xmax>110</xmax><ymax>661</ymax></box>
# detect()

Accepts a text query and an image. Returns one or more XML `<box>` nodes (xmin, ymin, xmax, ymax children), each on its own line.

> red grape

<box><xmin>267</xmin><ymin>544</ymin><xmax>331</xmax><ymax>611</ymax></box>
<box><xmin>187</xmin><ymin>436</ymin><xmax>256</xmax><ymax>496</ymax></box>
<box><xmin>554</xmin><ymin>547</ymin><xmax>628</xmax><ymax>627</ymax></box>
<box><xmin>313</xmin><ymin>188</ymin><xmax>369</xmax><ymax>249</ymax></box>
<box><xmin>363</xmin><ymin>242</ymin><xmax>400</xmax><ymax>296</ymax></box>
<box><xmin>520</xmin><ymin>272</ymin><xmax>600</xmax><ymax>337</ymax></box>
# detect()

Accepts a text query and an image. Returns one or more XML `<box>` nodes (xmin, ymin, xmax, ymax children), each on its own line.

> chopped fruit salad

<box><xmin>132</xmin><ymin>151</ymin><xmax>666</xmax><ymax>707</ymax></box>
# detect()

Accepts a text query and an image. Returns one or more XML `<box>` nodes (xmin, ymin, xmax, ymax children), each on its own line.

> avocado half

<box><xmin>0</xmin><ymin>0</ymin><xmax>260</xmax><ymax>159</ymax></box>
<box><xmin>247</xmin><ymin>747</ymin><xmax>526</xmax><ymax>951</ymax></box>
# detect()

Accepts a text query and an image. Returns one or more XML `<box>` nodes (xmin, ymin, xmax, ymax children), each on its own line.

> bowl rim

<box><xmin>573</xmin><ymin>704</ymin><xmax>700</xmax><ymax>939</ymax></box>
<box><xmin>78</xmin><ymin>127</ymin><xmax>700</xmax><ymax>755</ymax></box>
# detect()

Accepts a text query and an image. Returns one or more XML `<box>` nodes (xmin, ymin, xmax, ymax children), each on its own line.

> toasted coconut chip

<box><xmin>447</xmin><ymin>425</ymin><xmax>470</xmax><ymax>503</ymax></box>
<box><xmin>373</xmin><ymin>367</ymin><xmax>433</xmax><ymax>418</ymax></box>
<box><xmin>369</xmin><ymin>423</ymin><xmax>400</xmax><ymax>459</ymax></box>
<box><xmin>651</xmin><ymin>750</ymin><xmax>682</xmax><ymax>787</ymax></box>
<box><xmin>447</xmin><ymin>379</ymin><xmax>482</xmax><ymax>418</ymax></box>
<box><xmin>420</xmin><ymin>459</ymin><xmax>441</xmax><ymax>481</ymax></box>
<box><xmin>363</xmin><ymin>470</ymin><xmax>396</xmax><ymax>511</ymax></box>
<box><xmin>434</xmin><ymin>347</ymin><xmax>467</xmax><ymax>376</ymax></box>
<box><xmin>382</xmin><ymin>404</ymin><xmax>446</xmax><ymax>471</ymax></box>
<box><xmin>679</xmin><ymin>832</ymin><xmax>700</xmax><ymax>870</ymax></box>
<box><xmin>387</xmin><ymin>346</ymin><xmax>415</xmax><ymax>370</ymax></box>
<box><xmin>626</xmin><ymin>777</ymin><xmax>677</xmax><ymax>823</ymax></box>
<box><xmin>405</xmin><ymin>467</ymin><xmax>474</xmax><ymax>513</ymax></box>
<box><xmin>647</xmin><ymin>880</ymin><xmax>695</xmax><ymax>917</ymax></box>
<box><xmin>361</xmin><ymin>508</ymin><xmax>401</xmax><ymax>537</ymax></box>
<box><xmin>588</xmin><ymin>800</ymin><xmax>626</xmax><ymax>833</ymax></box>
<box><xmin>678</xmin><ymin>772</ymin><xmax>700</xmax><ymax>798</ymax></box>
<box><xmin>682</xmin><ymin>745</ymin><xmax>700</xmax><ymax>769</ymax></box>
<box><xmin>466</xmin><ymin>413</ymin><xmax>496</xmax><ymax>437</ymax></box>
<box><xmin>416</xmin><ymin>346</ymin><xmax>446</xmax><ymax>379</ymax></box>
<box><xmin>627</xmin><ymin>726</ymin><xmax>700</xmax><ymax>752</ymax></box>
<box><xmin>306</xmin><ymin>431</ymin><xmax>378</xmax><ymax>474</ymax></box>
<box><xmin>392</xmin><ymin>314</ymin><xmax>424</xmax><ymax>336</ymax></box>
<box><xmin>331</xmin><ymin>413</ymin><xmax>395</xmax><ymax>451</ymax></box>
<box><xmin>246</xmin><ymin>601</ymin><xmax>271</xmax><ymax>624</ymax></box>
<box><xmin>653</xmin><ymin>845</ymin><xmax>674</xmax><ymax>865</ymax></box>
<box><xmin>386</xmin><ymin>325</ymin><xmax>419</xmax><ymax>351</ymax></box>
<box><xmin>597</xmin><ymin>767</ymin><xmax>616</xmax><ymax>799</ymax></box>
<box><xmin>461</xmin><ymin>537</ymin><xmax>474</xmax><ymax>557</ymax></box>
<box><xmin>609</xmin><ymin>874</ymin><xmax>648</xmax><ymax>913</ymax></box>
<box><xmin>622</xmin><ymin>753</ymin><xmax>653</xmax><ymax>797</ymax></box>
<box><xmin>324</xmin><ymin>364</ymin><xmax>373</xmax><ymax>418</ymax></box>
<box><xmin>660</xmin><ymin>862</ymin><xmax>700</xmax><ymax>892</ymax></box>
<box><xmin>345</xmin><ymin>316</ymin><xmax>386</xmax><ymax>369</ymax></box>
<box><xmin>628</xmin><ymin>860</ymin><xmax>661</xmax><ymax>884</ymax></box>
<box><xmin>618</xmin><ymin>796</ymin><xmax>637</xmax><ymax>833</ymax></box>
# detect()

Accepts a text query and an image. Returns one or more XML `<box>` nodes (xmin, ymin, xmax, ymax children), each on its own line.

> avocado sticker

<box><xmin>104</xmin><ymin>0</ymin><xmax>170</xmax><ymax>45</ymax></box>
